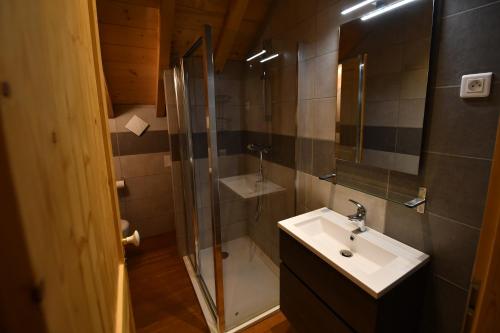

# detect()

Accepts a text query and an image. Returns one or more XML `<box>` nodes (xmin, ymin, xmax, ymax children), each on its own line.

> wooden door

<box><xmin>0</xmin><ymin>1</ymin><xmax>135</xmax><ymax>332</ymax></box>
<box><xmin>466</xmin><ymin>120</ymin><xmax>500</xmax><ymax>332</ymax></box>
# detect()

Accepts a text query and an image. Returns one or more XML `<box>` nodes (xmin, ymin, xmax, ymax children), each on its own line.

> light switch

<box><xmin>460</xmin><ymin>72</ymin><xmax>493</xmax><ymax>98</ymax></box>
<box><xmin>125</xmin><ymin>115</ymin><xmax>149</xmax><ymax>136</ymax></box>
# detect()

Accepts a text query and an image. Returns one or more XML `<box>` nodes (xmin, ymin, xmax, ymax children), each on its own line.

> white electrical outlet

<box><xmin>460</xmin><ymin>72</ymin><xmax>493</xmax><ymax>98</ymax></box>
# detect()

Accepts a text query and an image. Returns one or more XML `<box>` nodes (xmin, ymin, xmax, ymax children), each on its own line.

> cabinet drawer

<box><xmin>280</xmin><ymin>230</ymin><xmax>377</xmax><ymax>333</ymax></box>
<box><xmin>280</xmin><ymin>263</ymin><xmax>354</xmax><ymax>333</ymax></box>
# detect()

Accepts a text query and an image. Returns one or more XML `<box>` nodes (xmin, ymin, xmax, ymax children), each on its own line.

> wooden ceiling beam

<box><xmin>214</xmin><ymin>0</ymin><xmax>249</xmax><ymax>73</ymax></box>
<box><xmin>156</xmin><ymin>0</ymin><xmax>175</xmax><ymax>117</ymax></box>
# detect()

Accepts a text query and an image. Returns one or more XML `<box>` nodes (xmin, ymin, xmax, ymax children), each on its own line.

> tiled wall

<box><xmin>281</xmin><ymin>0</ymin><xmax>500</xmax><ymax>332</ymax></box>
<box><xmin>165</xmin><ymin>1</ymin><xmax>499</xmax><ymax>331</ymax></box>
<box><xmin>109</xmin><ymin>105</ymin><xmax>175</xmax><ymax>238</ymax></box>
<box><xmin>240</xmin><ymin>19</ymin><xmax>300</xmax><ymax>263</ymax></box>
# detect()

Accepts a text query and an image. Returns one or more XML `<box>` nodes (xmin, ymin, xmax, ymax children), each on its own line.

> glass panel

<box><xmin>334</xmin><ymin>0</ymin><xmax>434</xmax><ymax>203</ymax></box>
<box><xmin>217</xmin><ymin>48</ymin><xmax>295</xmax><ymax>329</ymax></box>
<box><xmin>174</xmin><ymin>39</ymin><xmax>219</xmax><ymax>314</ymax></box>
<box><xmin>184</xmin><ymin>52</ymin><xmax>218</xmax><ymax>307</ymax></box>
<box><xmin>172</xmin><ymin>66</ymin><xmax>198</xmax><ymax>270</ymax></box>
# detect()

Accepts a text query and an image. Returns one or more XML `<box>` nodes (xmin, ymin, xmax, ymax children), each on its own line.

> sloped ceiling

<box><xmin>97</xmin><ymin>0</ymin><xmax>272</xmax><ymax>107</ymax></box>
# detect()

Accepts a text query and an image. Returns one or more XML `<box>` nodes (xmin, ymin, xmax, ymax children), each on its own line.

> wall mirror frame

<box><xmin>333</xmin><ymin>0</ymin><xmax>436</xmax><ymax>205</ymax></box>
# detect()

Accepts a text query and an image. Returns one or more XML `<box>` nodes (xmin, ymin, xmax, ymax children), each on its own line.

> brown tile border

<box><xmin>112</xmin><ymin>130</ymin><xmax>170</xmax><ymax>156</ymax></box>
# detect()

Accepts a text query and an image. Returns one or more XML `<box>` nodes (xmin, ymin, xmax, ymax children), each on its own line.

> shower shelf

<box><xmin>219</xmin><ymin>174</ymin><xmax>285</xmax><ymax>199</ymax></box>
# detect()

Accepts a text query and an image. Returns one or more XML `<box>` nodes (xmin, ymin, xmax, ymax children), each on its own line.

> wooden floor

<box><xmin>127</xmin><ymin>232</ymin><xmax>293</xmax><ymax>333</ymax></box>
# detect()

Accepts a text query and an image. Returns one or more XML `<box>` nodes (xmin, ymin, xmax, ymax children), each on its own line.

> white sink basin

<box><xmin>278</xmin><ymin>208</ymin><xmax>429</xmax><ymax>298</ymax></box>
<box><xmin>220</xmin><ymin>174</ymin><xmax>285</xmax><ymax>199</ymax></box>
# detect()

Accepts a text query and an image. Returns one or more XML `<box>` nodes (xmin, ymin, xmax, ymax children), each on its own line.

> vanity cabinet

<box><xmin>279</xmin><ymin>230</ymin><xmax>428</xmax><ymax>333</ymax></box>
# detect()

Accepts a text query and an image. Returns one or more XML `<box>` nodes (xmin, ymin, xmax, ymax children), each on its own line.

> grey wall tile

<box><xmin>111</xmin><ymin>133</ymin><xmax>119</xmax><ymax>156</ymax></box>
<box><xmin>363</xmin><ymin>127</ymin><xmax>397</xmax><ymax>152</ymax></box>
<box><xmin>362</xmin><ymin>149</ymin><xmax>395</xmax><ymax>171</ymax></box>
<box><xmin>400</xmin><ymin>69</ymin><xmax>429</xmax><ymax>99</ymax></box>
<box><xmin>434</xmin><ymin>2</ymin><xmax>500</xmax><ymax>86</ymax></box>
<box><xmin>297</xmin><ymin>16</ymin><xmax>317</xmax><ymax>62</ymax></box>
<box><xmin>222</xmin><ymin>220</ymin><xmax>247</xmax><ymax>243</ymax></box>
<box><xmin>114</xmin><ymin>105</ymin><xmax>168</xmax><ymax>132</ymax></box>
<box><xmin>392</xmin><ymin>153</ymin><xmax>420</xmax><ymax>175</ymax></box>
<box><xmin>398</xmin><ymin>99</ymin><xmax>426</xmax><ymax>128</ymax></box>
<box><xmin>120</xmin><ymin>153</ymin><xmax>170</xmax><ymax>178</ymax></box>
<box><xmin>419</xmin><ymin>276</ymin><xmax>468</xmax><ymax>333</ymax></box>
<box><xmin>314</xmin><ymin>51</ymin><xmax>338</xmax><ymax>98</ymax></box>
<box><xmin>296</xmin><ymin>137</ymin><xmax>313</xmax><ymax>174</ymax></box>
<box><xmin>298</xmin><ymin>58</ymin><xmax>315</xmax><ymax>99</ymax></box>
<box><xmin>117</xmin><ymin>131</ymin><xmax>169</xmax><ymax>156</ymax></box>
<box><xmin>336</xmin><ymin>160</ymin><xmax>389</xmax><ymax>199</ymax></box>
<box><xmin>123</xmin><ymin>173</ymin><xmax>172</xmax><ymax>200</ymax></box>
<box><xmin>388</xmin><ymin>171</ymin><xmax>420</xmax><ymax>201</ymax></box>
<box><xmin>422</xmin><ymin>152</ymin><xmax>491</xmax><ymax>228</ymax></box>
<box><xmin>427</xmin><ymin>214</ymin><xmax>479</xmax><ymax>289</ymax></box>
<box><xmin>366</xmin><ymin>73</ymin><xmax>401</xmax><ymax>102</ymax></box>
<box><xmin>442</xmin><ymin>0</ymin><xmax>499</xmax><ymax>17</ymax></box>
<box><xmin>131</xmin><ymin>212</ymin><xmax>176</xmax><ymax>239</ymax></box>
<box><xmin>402</xmin><ymin>37</ymin><xmax>431</xmax><ymax>71</ymax></box>
<box><xmin>424</xmin><ymin>86</ymin><xmax>500</xmax><ymax>159</ymax></box>
<box><xmin>113</xmin><ymin>156</ymin><xmax>122</xmax><ymax>180</ymax></box>
<box><xmin>316</xmin><ymin>4</ymin><xmax>339</xmax><ymax>56</ymax></box>
<box><xmin>365</xmin><ymin>101</ymin><xmax>399</xmax><ymax>127</ymax></box>
<box><xmin>312</xmin><ymin>138</ymin><xmax>335</xmax><ymax>177</ymax></box>
<box><xmin>396</xmin><ymin>128</ymin><xmax>423</xmax><ymax>155</ymax></box>
<box><xmin>385</xmin><ymin>202</ymin><xmax>479</xmax><ymax>289</ymax></box>
<box><xmin>385</xmin><ymin>201</ymin><xmax>430</xmax><ymax>253</ymax></box>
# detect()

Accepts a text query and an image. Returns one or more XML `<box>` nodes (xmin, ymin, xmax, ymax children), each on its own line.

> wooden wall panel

<box><xmin>98</xmin><ymin>1</ymin><xmax>159</xmax><ymax>29</ymax></box>
<box><xmin>96</xmin><ymin>0</ymin><xmax>272</xmax><ymax>111</ymax></box>
<box><xmin>101</xmin><ymin>44</ymin><xmax>158</xmax><ymax>64</ymax></box>
<box><xmin>0</xmin><ymin>0</ymin><xmax>131</xmax><ymax>332</ymax></box>
<box><xmin>99</xmin><ymin>24</ymin><xmax>158</xmax><ymax>49</ymax></box>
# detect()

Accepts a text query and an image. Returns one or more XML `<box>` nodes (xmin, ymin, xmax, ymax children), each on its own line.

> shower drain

<box><xmin>340</xmin><ymin>249</ymin><xmax>353</xmax><ymax>258</ymax></box>
<box><xmin>222</xmin><ymin>251</ymin><xmax>229</xmax><ymax>259</ymax></box>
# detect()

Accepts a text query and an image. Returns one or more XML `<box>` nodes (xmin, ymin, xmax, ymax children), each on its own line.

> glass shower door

<box><xmin>174</xmin><ymin>26</ymin><xmax>226</xmax><ymax>332</ymax></box>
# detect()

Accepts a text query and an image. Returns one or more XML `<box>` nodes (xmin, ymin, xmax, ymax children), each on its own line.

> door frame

<box><xmin>466</xmin><ymin>119</ymin><xmax>500</xmax><ymax>332</ymax></box>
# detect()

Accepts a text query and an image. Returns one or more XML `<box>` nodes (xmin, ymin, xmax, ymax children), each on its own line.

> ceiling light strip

<box><xmin>361</xmin><ymin>0</ymin><xmax>418</xmax><ymax>21</ymax></box>
<box><xmin>246</xmin><ymin>50</ymin><xmax>266</xmax><ymax>62</ymax></box>
<box><xmin>341</xmin><ymin>0</ymin><xmax>375</xmax><ymax>15</ymax></box>
<box><xmin>259</xmin><ymin>53</ymin><xmax>279</xmax><ymax>63</ymax></box>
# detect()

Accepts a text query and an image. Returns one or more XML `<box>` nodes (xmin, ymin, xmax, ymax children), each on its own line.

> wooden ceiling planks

<box><xmin>172</xmin><ymin>0</ymin><xmax>271</xmax><ymax>63</ymax></box>
<box><xmin>214</xmin><ymin>0</ymin><xmax>249</xmax><ymax>72</ymax></box>
<box><xmin>97</xmin><ymin>0</ymin><xmax>160</xmax><ymax>105</ymax></box>
<box><xmin>157</xmin><ymin>0</ymin><xmax>175</xmax><ymax>117</ymax></box>
<box><xmin>97</xmin><ymin>0</ymin><xmax>271</xmax><ymax>114</ymax></box>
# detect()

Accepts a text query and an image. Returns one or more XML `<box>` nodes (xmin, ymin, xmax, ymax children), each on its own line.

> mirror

<box><xmin>333</xmin><ymin>0</ymin><xmax>434</xmax><ymax>204</ymax></box>
<box><xmin>336</xmin><ymin>0</ymin><xmax>433</xmax><ymax>176</ymax></box>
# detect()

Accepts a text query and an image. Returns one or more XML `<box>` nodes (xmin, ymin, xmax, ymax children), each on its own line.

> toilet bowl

<box><xmin>121</xmin><ymin>219</ymin><xmax>130</xmax><ymax>237</ymax></box>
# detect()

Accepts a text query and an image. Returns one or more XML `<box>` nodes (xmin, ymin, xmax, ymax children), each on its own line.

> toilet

<box><xmin>121</xmin><ymin>219</ymin><xmax>130</xmax><ymax>237</ymax></box>
<box><xmin>120</xmin><ymin>219</ymin><xmax>140</xmax><ymax>247</ymax></box>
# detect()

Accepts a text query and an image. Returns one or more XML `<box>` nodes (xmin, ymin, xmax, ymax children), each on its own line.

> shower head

<box><xmin>247</xmin><ymin>144</ymin><xmax>271</xmax><ymax>154</ymax></box>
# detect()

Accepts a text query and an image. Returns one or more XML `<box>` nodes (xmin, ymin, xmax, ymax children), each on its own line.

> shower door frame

<box><xmin>176</xmin><ymin>25</ymin><xmax>226</xmax><ymax>333</ymax></box>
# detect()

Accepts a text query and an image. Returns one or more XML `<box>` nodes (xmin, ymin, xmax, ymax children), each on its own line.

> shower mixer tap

<box><xmin>247</xmin><ymin>144</ymin><xmax>271</xmax><ymax>182</ymax></box>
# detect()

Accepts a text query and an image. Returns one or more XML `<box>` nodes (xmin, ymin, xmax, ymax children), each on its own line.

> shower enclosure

<box><xmin>172</xmin><ymin>26</ymin><xmax>296</xmax><ymax>332</ymax></box>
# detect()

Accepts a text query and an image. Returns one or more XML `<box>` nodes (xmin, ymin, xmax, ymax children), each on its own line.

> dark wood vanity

<box><xmin>279</xmin><ymin>231</ymin><xmax>429</xmax><ymax>333</ymax></box>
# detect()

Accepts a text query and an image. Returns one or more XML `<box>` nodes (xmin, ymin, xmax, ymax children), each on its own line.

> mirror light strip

<box><xmin>259</xmin><ymin>53</ymin><xmax>279</xmax><ymax>63</ymax></box>
<box><xmin>246</xmin><ymin>50</ymin><xmax>266</xmax><ymax>62</ymax></box>
<box><xmin>361</xmin><ymin>0</ymin><xmax>419</xmax><ymax>21</ymax></box>
<box><xmin>341</xmin><ymin>0</ymin><xmax>375</xmax><ymax>15</ymax></box>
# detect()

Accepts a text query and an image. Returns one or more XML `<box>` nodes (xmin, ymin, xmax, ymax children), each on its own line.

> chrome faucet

<box><xmin>247</xmin><ymin>144</ymin><xmax>270</xmax><ymax>182</ymax></box>
<box><xmin>347</xmin><ymin>199</ymin><xmax>367</xmax><ymax>232</ymax></box>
